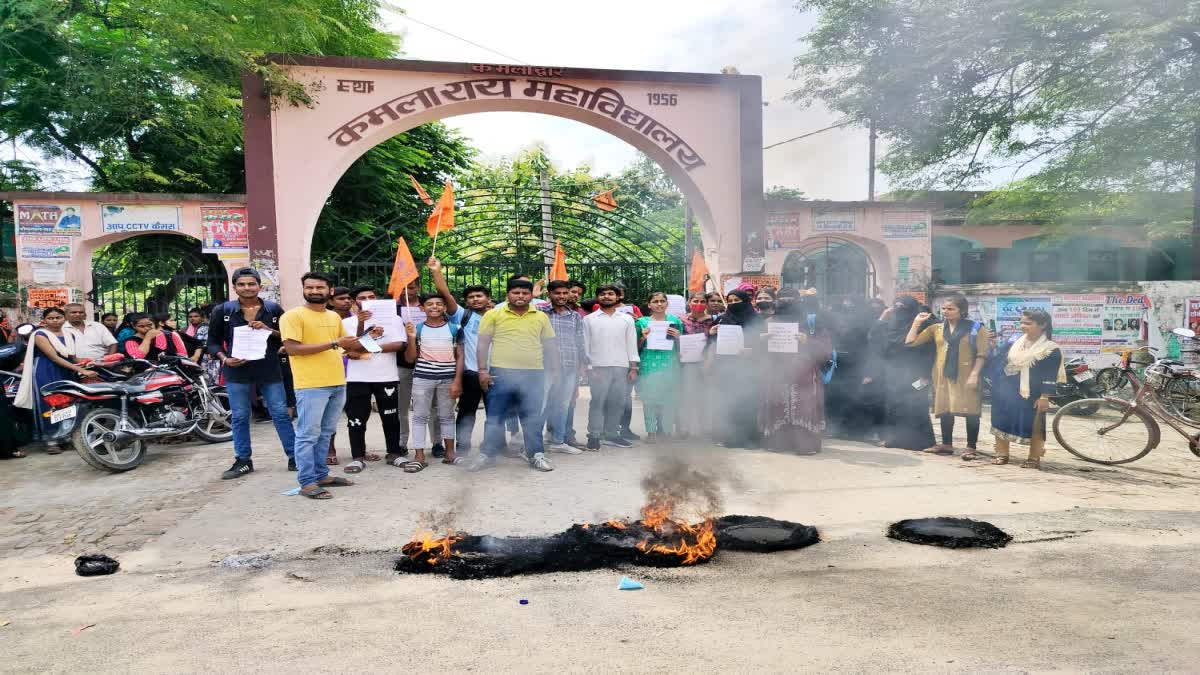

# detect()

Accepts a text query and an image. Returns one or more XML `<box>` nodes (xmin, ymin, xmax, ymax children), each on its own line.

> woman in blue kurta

<box><xmin>989</xmin><ymin>309</ymin><xmax>1064</xmax><ymax>469</ymax></box>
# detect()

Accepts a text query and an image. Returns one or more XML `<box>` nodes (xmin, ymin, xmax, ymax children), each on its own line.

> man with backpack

<box><xmin>398</xmin><ymin>292</ymin><xmax>464</xmax><ymax>472</ymax></box>
<box><xmin>206</xmin><ymin>267</ymin><xmax>296</xmax><ymax>480</ymax></box>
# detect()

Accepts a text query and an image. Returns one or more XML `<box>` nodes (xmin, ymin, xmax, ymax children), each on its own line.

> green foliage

<box><xmin>789</xmin><ymin>0</ymin><xmax>1200</xmax><ymax>236</ymax></box>
<box><xmin>765</xmin><ymin>185</ymin><xmax>808</xmax><ymax>201</ymax></box>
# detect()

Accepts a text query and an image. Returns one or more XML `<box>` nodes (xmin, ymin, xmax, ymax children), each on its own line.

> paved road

<box><xmin>2</xmin><ymin>401</ymin><xmax>1199</xmax><ymax>673</ymax></box>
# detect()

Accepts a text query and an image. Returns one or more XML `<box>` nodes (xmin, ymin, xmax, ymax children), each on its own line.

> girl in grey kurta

<box><xmin>906</xmin><ymin>295</ymin><xmax>990</xmax><ymax>459</ymax></box>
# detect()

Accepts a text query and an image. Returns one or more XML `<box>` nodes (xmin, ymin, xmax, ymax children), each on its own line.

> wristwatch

<box><xmin>329</xmin><ymin>341</ymin><xmax>338</xmax><ymax>351</ymax></box>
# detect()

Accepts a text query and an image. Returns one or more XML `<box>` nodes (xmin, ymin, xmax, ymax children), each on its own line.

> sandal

<box><xmin>924</xmin><ymin>445</ymin><xmax>954</xmax><ymax>455</ymax></box>
<box><xmin>3</xmin><ymin>450</ymin><xmax>27</xmax><ymax>459</ymax></box>
<box><xmin>363</xmin><ymin>453</ymin><xmax>382</xmax><ymax>462</ymax></box>
<box><xmin>385</xmin><ymin>451</ymin><xmax>408</xmax><ymax>464</ymax></box>
<box><xmin>318</xmin><ymin>476</ymin><xmax>355</xmax><ymax>487</ymax></box>
<box><xmin>961</xmin><ymin>450</ymin><xmax>979</xmax><ymax>461</ymax></box>
<box><xmin>46</xmin><ymin>445</ymin><xmax>63</xmax><ymax>455</ymax></box>
<box><xmin>344</xmin><ymin>460</ymin><xmax>366</xmax><ymax>474</ymax></box>
<box><xmin>300</xmin><ymin>486</ymin><xmax>333</xmax><ymax>500</ymax></box>
<box><xmin>442</xmin><ymin>456</ymin><xmax>465</xmax><ymax>465</ymax></box>
<box><xmin>991</xmin><ymin>456</ymin><xmax>1010</xmax><ymax>465</ymax></box>
<box><xmin>401</xmin><ymin>461</ymin><xmax>427</xmax><ymax>473</ymax></box>
<box><xmin>325</xmin><ymin>454</ymin><xmax>339</xmax><ymax>466</ymax></box>
<box><xmin>1020</xmin><ymin>459</ymin><xmax>1041</xmax><ymax>470</ymax></box>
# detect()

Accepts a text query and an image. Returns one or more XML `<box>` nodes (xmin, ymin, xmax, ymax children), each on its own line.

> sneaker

<box><xmin>287</xmin><ymin>458</ymin><xmax>297</xmax><ymax>472</ymax></box>
<box><xmin>586</xmin><ymin>437</ymin><xmax>602</xmax><ymax>451</ymax></box>
<box><xmin>529</xmin><ymin>452</ymin><xmax>555</xmax><ymax>472</ymax></box>
<box><xmin>620</xmin><ymin>429</ymin><xmax>641</xmax><ymax>441</ymax></box>
<box><xmin>431</xmin><ymin>443</ymin><xmax>446</xmax><ymax>459</ymax></box>
<box><xmin>548</xmin><ymin>442</ymin><xmax>582</xmax><ymax>455</ymax></box>
<box><xmin>603</xmin><ymin>436</ymin><xmax>633</xmax><ymax>448</ymax></box>
<box><xmin>222</xmin><ymin>458</ymin><xmax>254</xmax><ymax>480</ymax></box>
<box><xmin>566</xmin><ymin>438</ymin><xmax>588</xmax><ymax>451</ymax></box>
<box><xmin>464</xmin><ymin>454</ymin><xmax>496</xmax><ymax>472</ymax></box>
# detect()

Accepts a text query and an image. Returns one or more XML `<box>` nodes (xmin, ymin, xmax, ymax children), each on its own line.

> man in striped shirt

<box><xmin>400</xmin><ymin>293</ymin><xmax>463</xmax><ymax>472</ymax></box>
<box><xmin>542</xmin><ymin>280</ymin><xmax>587</xmax><ymax>453</ymax></box>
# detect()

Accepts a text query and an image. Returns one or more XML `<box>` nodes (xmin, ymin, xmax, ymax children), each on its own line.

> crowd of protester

<box><xmin>1</xmin><ymin>263</ymin><xmax>1066</xmax><ymax>482</ymax></box>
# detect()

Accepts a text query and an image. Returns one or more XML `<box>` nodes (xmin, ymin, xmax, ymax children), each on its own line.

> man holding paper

<box><xmin>341</xmin><ymin>285</ymin><xmax>406</xmax><ymax>474</ymax></box>
<box><xmin>208</xmin><ymin>267</ymin><xmax>294</xmax><ymax>481</ymax></box>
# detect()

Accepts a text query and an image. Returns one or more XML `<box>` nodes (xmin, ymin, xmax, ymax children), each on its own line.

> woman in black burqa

<box><xmin>709</xmin><ymin>289</ymin><xmax>766</xmax><ymax>448</ymax></box>
<box><xmin>867</xmin><ymin>296</ymin><xmax>936</xmax><ymax>450</ymax></box>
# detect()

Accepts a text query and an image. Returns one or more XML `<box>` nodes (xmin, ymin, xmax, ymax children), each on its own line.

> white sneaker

<box><xmin>529</xmin><ymin>452</ymin><xmax>555</xmax><ymax>471</ymax></box>
<box><xmin>549</xmin><ymin>442</ymin><xmax>582</xmax><ymax>455</ymax></box>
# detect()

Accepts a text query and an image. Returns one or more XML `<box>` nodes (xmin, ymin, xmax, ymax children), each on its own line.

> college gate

<box><xmin>243</xmin><ymin>56</ymin><xmax>764</xmax><ymax>306</ymax></box>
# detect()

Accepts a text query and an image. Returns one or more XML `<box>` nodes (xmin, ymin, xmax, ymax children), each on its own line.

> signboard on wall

<box><xmin>1186</xmin><ymin>297</ymin><xmax>1200</xmax><ymax>333</ymax></box>
<box><xmin>765</xmin><ymin>213</ymin><xmax>804</xmax><ymax>250</ymax></box>
<box><xmin>101</xmin><ymin>204</ymin><xmax>181</xmax><ymax>233</ymax></box>
<box><xmin>996</xmin><ymin>296</ymin><xmax>1052</xmax><ymax>341</ymax></box>
<box><xmin>1102</xmin><ymin>294</ymin><xmax>1149</xmax><ymax>353</ymax></box>
<box><xmin>200</xmin><ymin>206</ymin><xmax>249</xmax><ymax>253</ymax></box>
<box><xmin>1050</xmin><ymin>294</ymin><xmax>1105</xmax><ymax>355</ymax></box>
<box><xmin>882</xmin><ymin>211</ymin><xmax>929</xmax><ymax>240</ymax></box>
<box><xmin>16</xmin><ymin>204</ymin><xmax>82</xmax><ymax>236</ymax></box>
<box><xmin>26</xmin><ymin>286</ymin><xmax>72</xmax><ymax>309</ymax></box>
<box><xmin>720</xmin><ymin>273</ymin><xmax>782</xmax><ymax>295</ymax></box>
<box><xmin>18</xmin><ymin>234</ymin><xmax>72</xmax><ymax>260</ymax></box>
<box><xmin>813</xmin><ymin>210</ymin><xmax>855</xmax><ymax>233</ymax></box>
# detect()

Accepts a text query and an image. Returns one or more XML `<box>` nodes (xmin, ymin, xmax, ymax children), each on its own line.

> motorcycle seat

<box><xmin>113</xmin><ymin>383</ymin><xmax>148</xmax><ymax>394</ymax></box>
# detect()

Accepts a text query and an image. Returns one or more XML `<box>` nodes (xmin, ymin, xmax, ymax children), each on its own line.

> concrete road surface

<box><xmin>2</xmin><ymin>402</ymin><xmax>1199</xmax><ymax>673</ymax></box>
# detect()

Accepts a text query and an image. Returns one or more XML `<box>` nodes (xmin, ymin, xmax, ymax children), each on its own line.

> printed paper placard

<box><xmin>201</xmin><ymin>206</ymin><xmax>249</xmax><ymax>252</ymax></box>
<box><xmin>18</xmin><ymin>235</ymin><xmax>72</xmax><ymax>260</ymax></box>
<box><xmin>101</xmin><ymin>204</ymin><xmax>181</xmax><ymax>233</ymax></box>
<box><xmin>17</xmin><ymin>205</ymin><xmax>82</xmax><ymax>236</ymax></box>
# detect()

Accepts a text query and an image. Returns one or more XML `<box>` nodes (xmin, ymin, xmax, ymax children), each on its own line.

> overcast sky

<box><xmin>385</xmin><ymin>0</ymin><xmax>880</xmax><ymax>200</ymax></box>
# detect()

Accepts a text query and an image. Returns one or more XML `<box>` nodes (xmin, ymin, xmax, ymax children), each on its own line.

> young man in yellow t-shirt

<box><xmin>281</xmin><ymin>272</ymin><xmax>364</xmax><ymax>499</ymax></box>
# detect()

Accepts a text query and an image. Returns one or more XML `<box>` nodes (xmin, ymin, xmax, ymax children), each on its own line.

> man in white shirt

<box><xmin>582</xmin><ymin>284</ymin><xmax>640</xmax><ymax>450</ymax></box>
<box><xmin>342</xmin><ymin>286</ymin><xmax>406</xmax><ymax>474</ymax></box>
<box><xmin>63</xmin><ymin>303</ymin><xmax>117</xmax><ymax>361</ymax></box>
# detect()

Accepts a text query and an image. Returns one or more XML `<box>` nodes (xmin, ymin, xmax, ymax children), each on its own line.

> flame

<box><xmin>635</xmin><ymin>518</ymin><xmax>717</xmax><ymax>565</ymax></box>
<box><xmin>401</xmin><ymin>530</ymin><xmax>461</xmax><ymax>565</ymax></box>
<box><xmin>605</xmin><ymin>520</ymin><xmax>627</xmax><ymax>530</ymax></box>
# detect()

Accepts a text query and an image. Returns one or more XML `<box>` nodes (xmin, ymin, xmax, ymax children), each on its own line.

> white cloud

<box><xmin>386</xmin><ymin>0</ymin><xmax>882</xmax><ymax>198</ymax></box>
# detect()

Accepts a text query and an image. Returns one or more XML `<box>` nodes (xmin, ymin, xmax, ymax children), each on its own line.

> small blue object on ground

<box><xmin>280</xmin><ymin>487</ymin><xmax>301</xmax><ymax>496</ymax></box>
<box><xmin>618</xmin><ymin>576</ymin><xmax>644</xmax><ymax>591</ymax></box>
<box><xmin>519</xmin><ymin>599</ymin><xmax>529</xmax><ymax>605</ymax></box>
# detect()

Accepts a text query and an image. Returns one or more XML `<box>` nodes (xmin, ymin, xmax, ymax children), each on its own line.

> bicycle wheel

<box><xmin>1095</xmin><ymin>368</ymin><xmax>1126</xmax><ymax>395</ymax></box>
<box><xmin>1163</xmin><ymin>377</ymin><xmax>1200</xmax><ymax>423</ymax></box>
<box><xmin>1053</xmin><ymin>398</ymin><xmax>1157</xmax><ymax>465</ymax></box>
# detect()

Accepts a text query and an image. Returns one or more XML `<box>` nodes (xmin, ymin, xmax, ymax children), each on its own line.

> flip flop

<box><xmin>364</xmin><ymin>453</ymin><xmax>382</xmax><ymax>462</ymax></box>
<box><xmin>325</xmin><ymin>455</ymin><xmax>339</xmax><ymax>466</ymax></box>
<box><xmin>300</xmin><ymin>486</ymin><xmax>333</xmax><ymax>500</ymax></box>
<box><xmin>318</xmin><ymin>476</ymin><xmax>355</xmax><ymax>487</ymax></box>
<box><xmin>344</xmin><ymin>460</ymin><xmax>366</xmax><ymax>474</ymax></box>
<box><xmin>442</xmin><ymin>456</ymin><xmax>465</xmax><ymax>465</ymax></box>
<box><xmin>402</xmin><ymin>461</ymin><xmax>427</xmax><ymax>473</ymax></box>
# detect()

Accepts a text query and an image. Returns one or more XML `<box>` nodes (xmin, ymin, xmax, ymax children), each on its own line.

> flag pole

<box><xmin>431</xmin><ymin>207</ymin><xmax>443</xmax><ymax>259</ymax></box>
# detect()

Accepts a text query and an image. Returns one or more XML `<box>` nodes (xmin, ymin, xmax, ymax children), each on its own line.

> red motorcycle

<box><xmin>39</xmin><ymin>354</ymin><xmax>232</xmax><ymax>472</ymax></box>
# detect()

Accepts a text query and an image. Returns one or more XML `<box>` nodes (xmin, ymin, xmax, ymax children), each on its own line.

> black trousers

<box><xmin>456</xmin><ymin>370</ymin><xmax>485</xmax><ymax>452</ymax></box>
<box><xmin>344</xmin><ymin>381</ymin><xmax>401</xmax><ymax>459</ymax></box>
<box><xmin>940</xmin><ymin>414</ymin><xmax>980</xmax><ymax>449</ymax></box>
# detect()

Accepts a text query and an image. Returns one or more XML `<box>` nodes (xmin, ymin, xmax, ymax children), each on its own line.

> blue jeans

<box><xmin>227</xmin><ymin>380</ymin><xmax>295</xmax><ymax>461</ymax></box>
<box><xmin>294</xmin><ymin>385</ymin><xmax>346</xmax><ymax>487</ymax></box>
<box><xmin>482</xmin><ymin>368</ymin><xmax>545</xmax><ymax>458</ymax></box>
<box><xmin>543</xmin><ymin>370</ymin><xmax>580</xmax><ymax>445</ymax></box>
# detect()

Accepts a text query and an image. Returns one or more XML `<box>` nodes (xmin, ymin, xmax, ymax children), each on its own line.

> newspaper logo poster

<box><xmin>18</xmin><ymin>235</ymin><xmax>72</xmax><ymax>260</ymax></box>
<box><xmin>101</xmin><ymin>204</ymin><xmax>180</xmax><ymax>233</ymax></box>
<box><xmin>996</xmin><ymin>297</ymin><xmax>1051</xmax><ymax>342</ymax></box>
<box><xmin>16</xmin><ymin>205</ymin><xmax>82</xmax><ymax>236</ymax></box>
<box><xmin>1102</xmin><ymin>294</ymin><xmax>1148</xmax><ymax>352</ymax></box>
<box><xmin>1051</xmin><ymin>294</ymin><xmax>1104</xmax><ymax>355</ymax></box>
<box><xmin>200</xmin><ymin>207</ymin><xmax>248</xmax><ymax>253</ymax></box>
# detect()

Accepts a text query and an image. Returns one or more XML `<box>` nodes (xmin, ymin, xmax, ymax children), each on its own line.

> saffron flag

<box><xmin>409</xmin><ymin>175</ymin><xmax>433</xmax><ymax>205</ymax></box>
<box><xmin>593</xmin><ymin>190</ymin><xmax>618</xmax><ymax>212</ymax></box>
<box><xmin>549</xmin><ymin>240</ymin><xmax>569</xmax><ymax>281</ymax></box>
<box><xmin>387</xmin><ymin>236</ymin><xmax>419</xmax><ymax>299</ymax></box>
<box><xmin>426</xmin><ymin>181</ymin><xmax>455</xmax><ymax>238</ymax></box>
<box><xmin>687</xmin><ymin>249</ymin><xmax>710</xmax><ymax>293</ymax></box>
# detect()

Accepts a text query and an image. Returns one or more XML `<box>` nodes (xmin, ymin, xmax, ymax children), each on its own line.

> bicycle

<box><xmin>1053</xmin><ymin>329</ymin><xmax>1200</xmax><ymax>465</ymax></box>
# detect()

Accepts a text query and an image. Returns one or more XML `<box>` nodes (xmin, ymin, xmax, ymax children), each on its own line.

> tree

<box><xmin>765</xmin><ymin>185</ymin><xmax>808</xmax><ymax>201</ymax></box>
<box><xmin>788</xmin><ymin>0</ymin><xmax>1200</xmax><ymax>258</ymax></box>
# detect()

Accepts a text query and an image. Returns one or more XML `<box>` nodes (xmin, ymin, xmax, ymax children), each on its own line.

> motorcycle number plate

<box><xmin>1075</xmin><ymin>371</ymin><xmax>1094</xmax><ymax>382</ymax></box>
<box><xmin>50</xmin><ymin>405</ymin><xmax>77</xmax><ymax>424</ymax></box>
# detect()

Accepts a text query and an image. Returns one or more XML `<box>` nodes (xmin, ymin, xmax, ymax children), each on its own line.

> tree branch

<box><xmin>42</xmin><ymin>124</ymin><xmax>110</xmax><ymax>187</ymax></box>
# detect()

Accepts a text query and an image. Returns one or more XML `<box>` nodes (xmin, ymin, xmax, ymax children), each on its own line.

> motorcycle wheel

<box><xmin>192</xmin><ymin>388</ymin><xmax>234</xmax><ymax>443</ymax></box>
<box><xmin>73</xmin><ymin>408</ymin><xmax>146</xmax><ymax>472</ymax></box>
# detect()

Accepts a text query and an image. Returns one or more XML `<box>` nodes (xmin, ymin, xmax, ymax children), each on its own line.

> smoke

<box><xmin>414</xmin><ymin>484</ymin><xmax>474</xmax><ymax>534</ymax></box>
<box><xmin>638</xmin><ymin>448</ymin><xmax>742</xmax><ymax>521</ymax></box>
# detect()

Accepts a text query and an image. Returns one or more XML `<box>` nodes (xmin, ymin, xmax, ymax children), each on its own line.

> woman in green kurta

<box><xmin>635</xmin><ymin>292</ymin><xmax>684</xmax><ymax>441</ymax></box>
<box><xmin>905</xmin><ymin>294</ymin><xmax>991</xmax><ymax>459</ymax></box>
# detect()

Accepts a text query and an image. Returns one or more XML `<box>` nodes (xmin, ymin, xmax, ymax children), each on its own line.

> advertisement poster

<box><xmin>101</xmin><ymin>204</ymin><xmax>180</xmax><ymax>233</ymax></box>
<box><xmin>26</xmin><ymin>287</ymin><xmax>72</xmax><ymax>309</ymax></box>
<box><xmin>1102</xmin><ymin>294</ymin><xmax>1149</xmax><ymax>352</ymax></box>
<box><xmin>813</xmin><ymin>210</ymin><xmax>855</xmax><ymax>233</ymax></box>
<box><xmin>882</xmin><ymin>211</ymin><xmax>930</xmax><ymax>240</ymax></box>
<box><xmin>1051</xmin><ymin>294</ymin><xmax>1105</xmax><ymax>355</ymax></box>
<box><xmin>996</xmin><ymin>296</ymin><xmax>1051</xmax><ymax>341</ymax></box>
<box><xmin>18</xmin><ymin>235</ymin><xmax>72</xmax><ymax>260</ymax></box>
<box><xmin>720</xmin><ymin>273</ymin><xmax>782</xmax><ymax>295</ymax></box>
<box><xmin>765</xmin><ymin>213</ymin><xmax>803</xmax><ymax>250</ymax></box>
<box><xmin>16</xmin><ymin>204</ymin><xmax>82</xmax><ymax>236</ymax></box>
<box><xmin>201</xmin><ymin>206</ymin><xmax>248</xmax><ymax>253</ymax></box>
<box><xmin>1187</xmin><ymin>297</ymin><xmax>1200</xmax><ymax>334</ymax></box>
